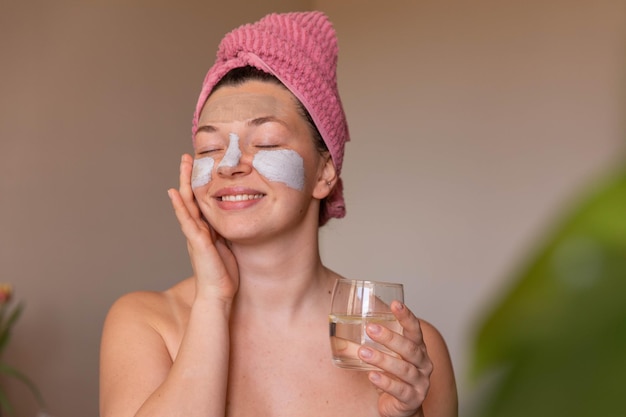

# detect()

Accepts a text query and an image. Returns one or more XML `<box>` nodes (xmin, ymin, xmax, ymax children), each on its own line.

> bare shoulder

<box><xmin>418</xmin><ymin>318</ymin><xmax>459</xmax><ymax>417</ymax></box>
<box><xmin>106</xmin><ymin>289</ymin><xmax>167</xmax><ymax>321</ymax></box>
<box><xmin>105</xmin><ymin>278</ymin><xmax>193</xmax><ymax>326</ymax></box>
<box><xmin>101</xmin><ymin>277</ymin><xmax>195</xmax><ymax>366</ymax></box>
<box><xmin>419</xmin><ymin>319</ymin><xmax>451</xmax><ymax>357</ymax></box>
<box><xmin>100</xmin><ymin>278</ymin><xmax>194</xmax><ymax>416</ymax></box>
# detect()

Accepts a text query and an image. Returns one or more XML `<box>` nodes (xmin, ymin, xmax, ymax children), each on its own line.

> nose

<box><xmin>217</xmin><ymin>133</ymin><xmax>251</xmax><ymax>177</ymax></box>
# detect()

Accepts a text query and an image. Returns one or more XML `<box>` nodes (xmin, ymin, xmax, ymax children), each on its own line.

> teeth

<box><xmin>220</xmin><ymin>194</ymin><xmax>264</xmax><ymax>202</ymax></box>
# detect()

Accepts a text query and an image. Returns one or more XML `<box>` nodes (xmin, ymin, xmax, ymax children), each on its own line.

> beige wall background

<box><xmin>1</xmin><ymin>0</ymin><xmax>624</xmax><ymax>416</ymax></box>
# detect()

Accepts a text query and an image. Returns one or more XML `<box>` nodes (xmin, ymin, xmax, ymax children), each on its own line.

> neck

<box><xmin>229</xmin><ymin>230</ymin><xmax>334</xmax><ymax>318</ymax></box>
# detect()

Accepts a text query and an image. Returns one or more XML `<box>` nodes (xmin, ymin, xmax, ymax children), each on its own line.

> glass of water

<box><xmin>329</xmin><ymin>278</ymin><xmax>404</xmax><ymax>371</ymax></box>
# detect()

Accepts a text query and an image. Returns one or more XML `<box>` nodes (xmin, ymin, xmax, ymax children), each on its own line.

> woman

<box><xmin>100</xmin><ymin>11</ymin><xmax>457</xmax><ymax>417</ymax></box>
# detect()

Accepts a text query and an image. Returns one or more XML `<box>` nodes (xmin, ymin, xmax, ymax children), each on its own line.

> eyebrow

<box><xmin>196</xmin><ymin>125</ymin><xmax>218</xmax><ymax>134</ymax></box>
<box><xmin>247</xmin><ymin>116</ymin><xmax>288</xmax><ymax>128</ymax></box>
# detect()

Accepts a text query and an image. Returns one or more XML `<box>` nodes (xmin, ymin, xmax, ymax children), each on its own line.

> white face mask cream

<box><xmin>253</xmin><ymin>149</ymin><xmax>305</xmax><ymax>191</ymax></box>
<box><xmin>218</xmin><ymin>133</ymin><xmax>242</xmax><ymax>168</ymax></box>
<box><xmin>191</xmin><ymin>157</ymin><xmax>215</xmax><ymax>188</ymax></box>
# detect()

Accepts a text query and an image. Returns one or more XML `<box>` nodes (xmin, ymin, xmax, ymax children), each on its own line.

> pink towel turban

<box><xmin>192</xmin><ymin>11</ymin><xmax>349</xmax><ymax>225</ymax></box>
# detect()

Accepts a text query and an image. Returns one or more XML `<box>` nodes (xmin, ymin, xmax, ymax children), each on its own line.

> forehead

<box><xmin>199</xmin><ymin>82</ymin><xmax>299</xmax><ymax>125</ymax></box>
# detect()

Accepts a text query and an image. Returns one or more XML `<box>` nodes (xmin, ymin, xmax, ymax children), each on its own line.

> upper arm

<box><xmin>99</xmin><ymin>292</ymin><xmax>174</xmax><ymax>417</ymax></box>
<box><xmin>421</xmin><ymin>320</ymin><xmax>458</xmax><ymax>417</ymax></box>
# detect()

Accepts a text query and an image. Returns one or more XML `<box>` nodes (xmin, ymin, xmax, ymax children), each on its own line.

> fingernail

<box><xmin>367</xmin><ymin>323</ymin><xmax>382</xmax><ymax>335</ymax></box>
<box><xmin>359</xmin><ymin>347</ymin><xmax>373</xmax><ymax>359</ymax></box>
<box><xmin>396</xmin><ymin>301</ymin><xmax>405</xmax><ymax>311</ymax></box>
<box><xmin>369</xmin><ymin>372</ymin><xmax>381</xmax><ymax>382</ymax></box>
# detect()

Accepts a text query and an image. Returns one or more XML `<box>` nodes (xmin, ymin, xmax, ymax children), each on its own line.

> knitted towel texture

<box><xmin>192</xmin><ymin>11</ymin><xmax>349</xmax><ymax>224</ymax></box>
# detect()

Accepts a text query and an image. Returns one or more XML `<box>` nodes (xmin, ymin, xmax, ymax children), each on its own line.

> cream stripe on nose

<box><xmin>218</xmin><ymin>133</ymin><xmax>242</xmax><ymax>168</ymax></box>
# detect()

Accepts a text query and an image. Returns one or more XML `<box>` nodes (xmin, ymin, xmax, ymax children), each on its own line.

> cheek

<box><xmin>191</xmin><ymin>157</ymin><xmax>215</xmax><ymax>188</ymax></box>
<box><xmin>252</xmin><ymin>149</ymin><xmax>305</xmax><ymax>191</ymax></box>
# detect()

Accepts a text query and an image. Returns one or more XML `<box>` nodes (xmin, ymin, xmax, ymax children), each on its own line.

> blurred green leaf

<box><xmin>0</xmin><ymin>363</ymin><xmax>46</xmax><ymax>410</ymax></box>
<box><xmin>0</xmin><ymin>388</ymin><xmax>15</xmax><ymax>416</ymax></box>
<box><xmin>0</xmin><ymin>302</ymin><xmax>23</xmax><ymax>355</ymax></box>
<box><xmin>471</xmin><ymin>167</ymin><xmax>626</xmax><ymax>417</ymax></box>
<box><xmin>0</xmin><ymin>298</ymin><xmax>46</xmax><ymax>414</ymax></box>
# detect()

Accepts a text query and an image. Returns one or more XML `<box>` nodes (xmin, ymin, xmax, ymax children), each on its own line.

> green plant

<box><xmin>470</xmin><ymin>166</ymin><xmax>626</xmax><ymax>417</ymax></box>
<box><xmin>0</xmin><ymin>284</ymin><xmax>46</xmax><ymax>415</ymax></box>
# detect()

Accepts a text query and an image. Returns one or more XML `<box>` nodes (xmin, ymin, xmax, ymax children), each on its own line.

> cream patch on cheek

<box><xmin>253</xmin><ymin>149</ymin><xmax>305</xmax><ymax>191</ymax></box>
<box><xmin>191</xmin><ymin>157</ymin><xmax>215</xmax><ymax>188</ymax></box>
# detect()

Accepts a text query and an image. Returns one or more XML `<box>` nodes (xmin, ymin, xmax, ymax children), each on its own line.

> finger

<box><xmin>167</xmin><ymin>188</ymin><xmax>204</xmax><ymax>240</ymax></box>
<box><xmin>361</xmin><ymin>320</ymin><xmax>431</xmax><ymax>374</ymax></box>
<box><xmin>392</xmin><ymin>301</ymin><xmax>424</xmax><ymax>344</ymax></box>
<box><xmin>331</xmin><ymin>336</ymin><xmax>362</xmax><ymax>364</ymax></box>
<box><xmin>367</xmin><ymin>371</ymin><xmax>422</xmax><ymax>411</ymax></box>
<box><xmin>359</xmin><ymin>341</ymin><xmax>422</xmax><ymax>385</ymax></box>
<box><xmin>179</xmin><ymin>154</ymin><xmax>201</xmax><ymax>219</ymax></box>
<box><xmin>390</xmin><ymin>303</ymin><xmax>433</xmax><ymax>371</ymax></box>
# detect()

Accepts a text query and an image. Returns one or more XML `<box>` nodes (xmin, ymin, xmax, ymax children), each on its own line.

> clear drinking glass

<box><xmin>329</xmin><ymin>278</ymin><xmax>404</xmax><ymax>371</ymax></box>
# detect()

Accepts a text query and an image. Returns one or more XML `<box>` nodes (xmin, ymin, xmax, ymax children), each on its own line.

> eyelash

<box><xmin>196</xmin><ymin>142</ymin><xmax>281</xmax><ymax>155</ymax></box>
<box><xmin>197</xmin><ymin>148</ymin><xmax>221</xmax><ymax>156</ymax></box>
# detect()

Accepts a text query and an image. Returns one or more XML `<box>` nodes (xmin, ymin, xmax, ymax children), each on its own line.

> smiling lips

<box><xmin>219</xmin><ymin>193</ymin><xmax>264</xmax><ymax>202</ymax></box>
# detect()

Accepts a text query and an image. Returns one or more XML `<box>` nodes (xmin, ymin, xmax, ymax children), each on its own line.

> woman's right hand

<box><xmin>168</xmin><ymin>153</ymin><xmax>239</xmax><ymax>304</ymax></box>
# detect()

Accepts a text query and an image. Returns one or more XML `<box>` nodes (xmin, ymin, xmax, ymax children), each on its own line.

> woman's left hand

<box><xmin>358</xmin><ymin>301</ymin><xmax>433</xmax><ymax>417</ymax></box>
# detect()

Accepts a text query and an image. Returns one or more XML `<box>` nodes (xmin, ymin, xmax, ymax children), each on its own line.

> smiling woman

<box><xmin>188</xmin><ymin>77</ymin><xmax>333</xmax><ymax>241</ymax></box>
<box><xmin>99</xmin><ymin>11</ymin><xmax>457</xmax><ymax>417</ymax></box>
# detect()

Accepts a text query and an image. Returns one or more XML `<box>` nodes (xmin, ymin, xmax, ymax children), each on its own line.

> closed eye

<box><xmin>256</xmin><ymin>144</ymin><xmax>280</xmax><ymax>149</ymax></box>
<box><xmin>197</xmin><ymin>148</ymin><xmax>222</xmax><ymax>156</ymax></box>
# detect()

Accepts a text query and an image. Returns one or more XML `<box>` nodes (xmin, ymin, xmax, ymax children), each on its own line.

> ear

<box><xmin>312</xmin><ymin>154</ymin><xmax>337</xmax><ymax>199</ymax></box>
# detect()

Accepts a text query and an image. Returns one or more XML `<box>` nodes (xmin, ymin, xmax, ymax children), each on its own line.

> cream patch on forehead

<box><xmin>253</xmin><ymin>149</ymin><xmax>305</xmax><ymax>191</ymax></box>
<box><xmin>191</xmin><ymin>157</ymin><xmax>215</xmax><ymax>188</ymax></box>
<box><xmin>200</xmin><ymin>93</ymin><xmax>284</xmax><ymax>123</ymax></box>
